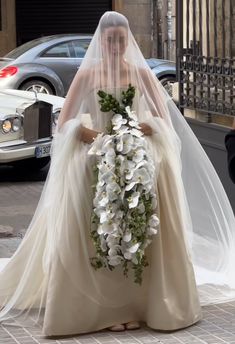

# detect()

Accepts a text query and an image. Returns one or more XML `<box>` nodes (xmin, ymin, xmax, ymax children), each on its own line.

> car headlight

<box><xmin>2</xmin><ymin>120</ymin><xmax>12</xmax><ymax>133</ymax></box>
<box><xmin>12</xmin><ymin>118</ymin><xmax>21</xmax><ymax>132</ymax></box>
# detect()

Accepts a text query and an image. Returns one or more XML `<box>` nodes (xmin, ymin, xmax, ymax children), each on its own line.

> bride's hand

<box><xmin>79</xmin><ymin>125</ymin><xmax>100</xmax><ymax>144</ymax></box>
<box><xmin>139</xmin><ymin>123</ymin><xmax>153</xmax><ymax>136</ymax></box>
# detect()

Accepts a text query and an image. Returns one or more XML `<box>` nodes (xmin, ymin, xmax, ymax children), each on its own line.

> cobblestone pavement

<box><xmin>1</xmin><ymin>170</ymin><xmax>235</xmax><ymax>343</ymax></box>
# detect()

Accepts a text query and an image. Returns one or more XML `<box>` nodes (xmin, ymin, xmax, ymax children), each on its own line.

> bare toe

<box><xmin>125</xmin><ymin>321</ymin><xmax>141</xmax><ymax>330</ymax></box>
<box><xmin>108</xmin><ymin>324</ymin><xmax>125</xmax><ymax>331</ymax></box>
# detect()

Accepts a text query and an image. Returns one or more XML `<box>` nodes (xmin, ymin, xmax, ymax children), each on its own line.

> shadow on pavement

<box><xmin>0</xmin><ymin>164</ymin><xmax>49</xmax><ymax>182</ymax></box>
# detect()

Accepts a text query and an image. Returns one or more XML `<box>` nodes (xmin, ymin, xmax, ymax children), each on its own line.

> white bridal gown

<box><xmin>0</xmin><ymin>88</ymin><xmax>202</xmax><ymax>336</ymax></box>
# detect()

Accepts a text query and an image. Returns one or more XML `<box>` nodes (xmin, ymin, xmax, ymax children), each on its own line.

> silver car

<box><xmin>0</xmin><ymin>89</ymin><xmax>64</xmax><ymax>171</ymax></box>
<box><xmin>0</xmin><ymin>35</ymin><xmax>176</xmax><ymax>97</ymax></box>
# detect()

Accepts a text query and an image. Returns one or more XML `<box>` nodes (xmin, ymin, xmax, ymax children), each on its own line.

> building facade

<box><xmin>0</xmin><ymin>0</ymin><xmax>176</xmax><ymax>58</ymax></box>
<box><xmin>0</xmin><ymin>0</ymin><xmax>117</xmax><ymax>56</ymax></box>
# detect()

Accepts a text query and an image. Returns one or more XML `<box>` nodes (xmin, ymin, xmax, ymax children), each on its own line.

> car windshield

<box><xmin>4</xmin><ymin>37</ymin><xmax>55</xmax><ymax>59</ymax></box>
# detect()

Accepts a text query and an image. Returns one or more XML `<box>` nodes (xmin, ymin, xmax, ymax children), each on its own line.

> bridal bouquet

<box><xmin>88</xmin><ymin>84</ymin><xmax>159</xmax><ymax>284</ymax></box>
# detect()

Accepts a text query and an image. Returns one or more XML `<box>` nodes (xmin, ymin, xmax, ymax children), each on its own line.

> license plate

<box><xmin>35</xmin><ymin>144</ymin><xmax>51</xmax><ymax>158</ymax></box>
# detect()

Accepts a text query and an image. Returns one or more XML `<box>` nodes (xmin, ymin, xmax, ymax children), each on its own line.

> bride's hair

<box><xmin>99</xmin><ymin>11</ymin><xmax>129</xmax><ymax>31</ymax></box>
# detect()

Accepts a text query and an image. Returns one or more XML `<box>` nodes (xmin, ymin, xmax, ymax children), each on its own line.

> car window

<box><xmin>72</xmin><ymin>40</ymin><xmax>90</xmax><ymax>58</ymax></box>
<box><xmin>5</xmin><ymin>37</ymin><xmax>54</xmax><ymax>58</ymax></box>
<box><xmin>42</xmin><ymin>42</ymin><xmax>71</xmax><ymax>58</ymax></box>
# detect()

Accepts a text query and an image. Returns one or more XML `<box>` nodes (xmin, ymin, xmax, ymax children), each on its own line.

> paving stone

<box><xmin>2</xmin><ymin>167</ymin><xmax>235</xmax><ymax>344</ymax></box>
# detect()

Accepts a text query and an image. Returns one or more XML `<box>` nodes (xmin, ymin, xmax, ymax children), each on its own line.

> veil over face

<box><xmin>58</xmin><ymin>11</ymin><xmax>172</xmax><ymax>130</ymax></box>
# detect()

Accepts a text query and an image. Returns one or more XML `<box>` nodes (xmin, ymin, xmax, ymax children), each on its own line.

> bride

<box><xmin>0</xmin><ymin>11</ymin><xmax>235</xmax><ymax>337</ymax></box>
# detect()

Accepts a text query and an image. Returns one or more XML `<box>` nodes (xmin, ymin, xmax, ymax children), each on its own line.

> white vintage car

<box><xmin>0</xmin><ymin>89</ymin><xmax>65</xmax><ymax>171</ymax></box>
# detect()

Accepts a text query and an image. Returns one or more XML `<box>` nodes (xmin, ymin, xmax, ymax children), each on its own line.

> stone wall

<box><xmin>0</xmin><ymin>0</ymin><xmax>16</xmax><ymax>56</ymax></box>
<box><xmin>122</xmin><ymin>0</ymin><xmax>152</xmax><ymax>57</ymax></box>
<box><xmin>118</xmin><ymin>0</ymin><xmax>176</xmax><ymax>59</ymax></box>
<box><xmin>0</xmin><ymin>0</ymin><xmax>175</xmax><ymax>59</ymax></box>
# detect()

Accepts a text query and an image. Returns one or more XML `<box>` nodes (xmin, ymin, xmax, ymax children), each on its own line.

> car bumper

<box><xmin>0</xmin><ymin>77</ymin><xmax>19</xmax><ymax>90</ymax></box>
<box><xmin>0</xmin><ymin>139</ymin><xmax>51</xmax><ymax>163</ymax></box>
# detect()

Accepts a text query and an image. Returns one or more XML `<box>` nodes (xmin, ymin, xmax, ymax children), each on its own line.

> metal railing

<box><xmin>176</xmin><ymin>0</ymin><xmax>235</xmax><ymax>121</ymax></box>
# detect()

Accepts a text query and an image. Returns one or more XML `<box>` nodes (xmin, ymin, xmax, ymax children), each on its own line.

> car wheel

<box><xmin>20</xmin><ymin>80</ymin><xmax>54</xmax><ymax>95</ymax></box>
<box><xmin>160</xmin><ymin>76</ymin><xmax>177</xmax><ymax>98</ymax></box>
<box><xmin>11</xmin><ymin>157</ymin><xmax>50</xmax><ymax>172</ymax></box>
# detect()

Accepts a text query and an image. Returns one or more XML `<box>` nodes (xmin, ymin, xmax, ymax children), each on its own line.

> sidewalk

<box><xmin>1</xmin><ymin>179</ymin><xmax>235</xmax><ymax>343</ymax></box>
<box><xmin>1</xmin><ymin>302</ymin><xmax>235</xmax><ymax>344</ymax></box>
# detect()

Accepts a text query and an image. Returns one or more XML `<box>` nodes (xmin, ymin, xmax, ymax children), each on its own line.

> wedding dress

<box><xmin>0</xmin><ymin>88</ymin><xmax>201</xmax><ymax>335</ymax></box>
<box><xmin>0</xmin><ymin>11</ymin><xmax>235</xmax><ymax>336</ymax></box>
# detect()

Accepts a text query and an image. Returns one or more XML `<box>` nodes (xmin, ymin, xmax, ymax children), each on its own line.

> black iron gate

<box><xmin>176</xmin><ymin>0</ymin><xmax>235</xmax><ymax>121</ymax></box>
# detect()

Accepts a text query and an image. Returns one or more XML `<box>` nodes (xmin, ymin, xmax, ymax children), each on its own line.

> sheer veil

<box><xmin>58</xmin><ymin>11</ymin><xmax>235</xmax><ymax>302</ymax></box>
<box><xmin>0</xmin><ymin>10</ymin><xmax>235</xmax><ymax>328</ymax></box>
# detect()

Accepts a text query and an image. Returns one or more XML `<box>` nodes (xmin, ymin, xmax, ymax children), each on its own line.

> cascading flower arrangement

<box><xmin>88</xmin><ymin>84</ymin><xmax>159</xmax><ymax>284</ymax></box>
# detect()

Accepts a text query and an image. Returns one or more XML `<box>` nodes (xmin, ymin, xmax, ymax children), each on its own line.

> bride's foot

<box><xmin>108</xmin><ymin>324</ymin><xmax>125</xmax><ymax>331</ymax></box>
<box><xmin>125</xmin><ymin>321</ymin><xmax>141</xmax><ymax>330</ymax></box>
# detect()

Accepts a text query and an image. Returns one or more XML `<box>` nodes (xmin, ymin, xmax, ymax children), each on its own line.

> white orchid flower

<box><xmin>132</xmin><ymin>256</ymin><xmax>138</xmax><ymax>265</ymax></box>
<box><xmin>125</xmin><ymin>182</ymin><xmax>136</xmax><ymax>191</ymax></box>
<box><xmin>108</xmin><ymin>244</ymin><xmax>121</xmax><ymax>256</ymax></box>
<box><xmin>128</xmin><ymin>191</ymin><xmax>140</xmax><ymax>208</ymax></box>
<box><xmin>129</xmin><ymin>120</ymin><xmax>141</xmax><ymax>129</ymax></box>
<box><xmin>88</xmin><ymin>134</ymin><xmax>112</xmax><ymax>156</ymax></box>
<box><xmin>106</xmin><ymin>206</ymin><xmax>121</xmax><ymax>224</ymax></box>
<box><xmin>124</xmin><ymin>251</ymin><xmax>132</xmax><ymax>260</ymax></box>
<box><xmin>98</xmin><ymin>193</ymin><xmax>109</xmax><ymax>207</ymax></box>
<box><xmin>117</xmin><ymin>125</ymin><xmax>130</xmax><ymax>135</ymax></box>
<box><xmin>116</xmin><ymin>134</ymin><xmax>134</xmax><ymax>154</ymax></box>
<box><xmin>106</xmin><ymin>201</ymin><xmax>119</xmax><ymax>213</ymax></box>
<box><xmin>103</xmin><ymin>138</ymin><xmax>115</xmax><ymax>150</ymax></box>
<box><xmin>128</xmin><ymin>242</ymin><xmax>140</xmax><ymax>253</ymax></box>
<box><xmin>97</xmin><ymin>163</ymin><xmax>115</xmax><ymax>176</ymax></box>
<box><xmin>115</xmin><ymin>210</ymin><xmax>124</xmax><ymax>221</ymax></box>
<box><xmin>97</xmin><ymin>223</ymin><xmax>111</xmax><ymax>235</ymax></box>
<box><xmin>100</xmin><ymin>211</ymin><xmax>115</xmax><ymax>224</ymax></box>
<box><xmin>123</xmin><ymin>231</ymin><xmax>132</xmax><ymax>242</ymax></box>
<box><xmin>96</xmin><ymin>179</ymin><xmax>105</xmax><ymax>189</ymax></box>
<box><xmin>132</xmin><ymin>149</ymin><xmax>146</xmax><ymax>163</ymax></box>
<box><xmin>112</xmin><ymin>114</ymin><xmax>128</xmax><ymax>130</ymax></box>
<box><xmin>106</xmin><ymin>234</ymin><xmax>120</xmax><ymax>246</ymax></box>
<box><xmin>125</xmin><ymin>168</ymin><xmax>150</xmax><ymax>192</ymax></box>
<box><xmin>130</xmin><ymin>128</ymin><xmax>143</xmax><ymax>138</ymax></box>
<box><xmin>104</xmin><ymin>158</ymin><xmax>116</xmax><ymax>170</ymax></box>
<box><xmin>109</xmin><ymin>255</ymin><xmax>123</xmax><ymax>266</ymax></box>
<box><xmin>100</xmin><ymin>170</ymin><xmax>117</xmax><ymax>185</ymax></box>
<box><xmin>132</xmin><ymin>168</ymin><xmax>150</xmax><ymax>185</ymax></box>
<box><xmin>133</xmin><ymin>136</ymin><xmax>145</xmax><ymax>147</ymax></box>
<box><xmin>142</xmin><ymin>183</ymin><xmax>153</xmax><ymax>193</ymax></box>
<box><xmin>138</xmin><ymin>203</ymin><xmax>145</xmax><ymax>213</ymax></box>
<box><xmin>93</xmin><ymin>191</ymin><xmax>103</xmax><ymax>207</ymax></box>
<box><xmin>125</xmin><ymin>106</ymin><xmax>138</xmax><ymax>121</ymax></box>
<box><xmin>104</xmin><ymin>148</ymin><xmax>116</xmax><ymax>165</ymax></box>
<box><xmin>120</xmin><ymin>159</ymin><xmax>136</xmax><ymax>177</ymax></box>
<box><xmin>100</xmin><ymin>236</ymin><xmax>107</xmax><ymax>252</ymax></box>
<box><xmin>147</xmin><ymin>227</ymin><xmax>158</xmax><ymax>235</ymax></box>
<box><xmin>149</xmin><ymin>214</ymin><xmax>160</xmax><ymax>227</ymax></box>
<box><xmin>152</xmin><ymin>197</ymin><xmax>157</xmax><ymax>208</ymax></box>
<box><xmin>106</xmin><ymin>182</ymin><xmax>121</xmax><ymax>201</ymax></box>
<box><xmin>99</xmin><ymin>222</ymin><xmax>120</xmax><ymax>235</ymax></box>
<box><xmin>125</xmin><ymin>160</ymin><xmax>147</xmax><ymax>180</ymax></box>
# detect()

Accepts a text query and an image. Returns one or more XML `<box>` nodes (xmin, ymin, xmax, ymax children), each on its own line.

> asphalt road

<box><xmin>0</xmin><ymin>164</ymin><xmax>49</xmax><ymax>258</ymax></box>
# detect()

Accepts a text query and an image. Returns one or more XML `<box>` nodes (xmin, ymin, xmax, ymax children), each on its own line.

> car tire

<box><xmin>19</xmin><ymin>80</ymin><xmax>54</xmax><ymax>95</ymax></box>
<box><xmin>11</xmin><ymin>157</ymin><xmax>50</xmax><ymax>172</ymax></box>
<box><xmin>160</xmin><ymin>76</ymin><xmax>176</xmax><ymax>98</ymax></box>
